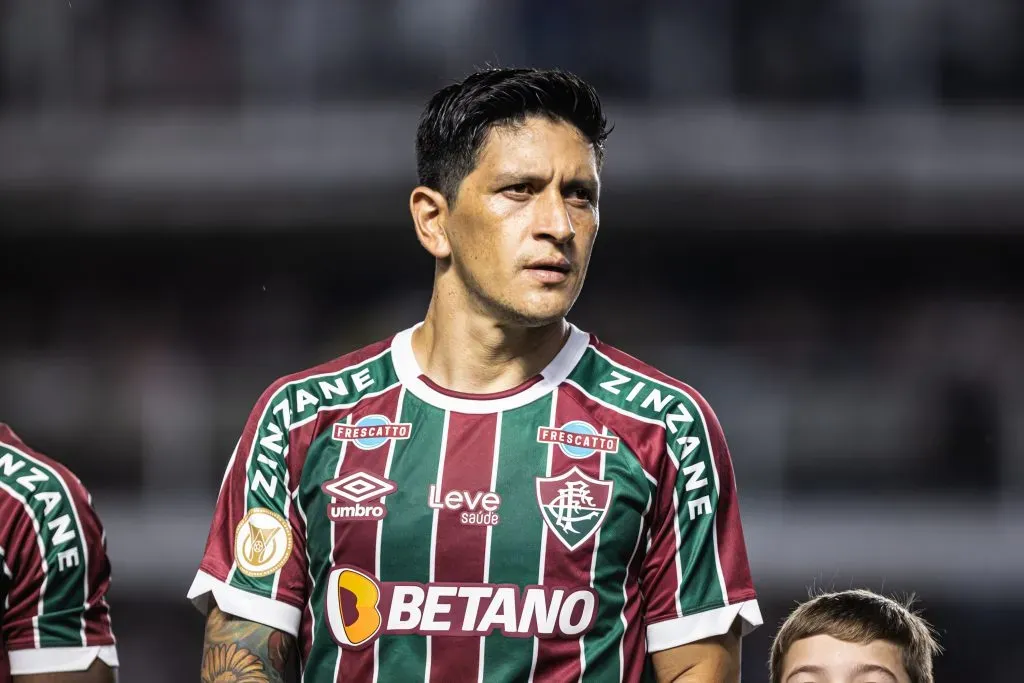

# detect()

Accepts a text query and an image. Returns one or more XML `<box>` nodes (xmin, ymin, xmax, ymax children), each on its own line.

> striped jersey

<box><xmin>188</xmin><ymin>324</ymin><xmax>761</xmax><ymax>682</ymax></box>
<box><xmin>0</xmin><ymin>424</ymin><xmax>118</xmax><ymax>681</ymax></box>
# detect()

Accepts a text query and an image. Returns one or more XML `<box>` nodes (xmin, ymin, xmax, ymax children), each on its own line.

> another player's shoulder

<box><xmin>0</xmin><ymin>423</ymin><xmax>98</xmax><ymax>540</ymax></box>
<box><xmin>570</xmin><ymin>333</ymin><xmax>718</xmax><ymax>426</ymax></box>
<box><xmin>0</xmin><ymin>423</ymin><xmax>87</xmax><ymax>495</ymax></box>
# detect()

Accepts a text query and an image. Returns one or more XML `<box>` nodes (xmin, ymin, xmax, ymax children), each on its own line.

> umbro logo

<box><xmin>322</xmin><ymin>470</ymin><xmax>397</xmax><ymax>521</ymax></box>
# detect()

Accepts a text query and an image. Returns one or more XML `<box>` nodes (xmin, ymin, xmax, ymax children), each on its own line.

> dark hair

<box><xmin>415</xmin><ymin>67</ymin><xmax>610</xmax><ymax>204</ymax></box>
<box><xmin>770</xmin><ymin>589</ymin><xmax>942</xmax><ymax>683</ymax></box>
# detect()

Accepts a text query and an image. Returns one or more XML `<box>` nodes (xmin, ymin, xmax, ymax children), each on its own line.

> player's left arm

<box><xmin>3</xmin><ymin>453</ymin><xmax>118</xmax><ymax>682</ymax></box>
<box><xmin>639</xmin><ymin>389</ymin><xmax>762</xmax><ymax>683</ymax></box>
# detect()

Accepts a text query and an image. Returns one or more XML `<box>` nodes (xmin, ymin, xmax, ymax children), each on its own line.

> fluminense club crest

<box><xmin>535</xmin><ymin>467</ymin><xmax>614</xmax><ymax>552</ymax></box>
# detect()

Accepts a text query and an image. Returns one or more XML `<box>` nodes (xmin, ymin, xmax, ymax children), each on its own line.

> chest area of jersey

<box><xmin>298</xmin><ymin>390</ymin><xmax>650</xmax><ymax>645</ymax></box>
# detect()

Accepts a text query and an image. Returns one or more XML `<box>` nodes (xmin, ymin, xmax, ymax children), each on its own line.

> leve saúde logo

<box><xmin>234</xmin><ymin>507</ymin><xmax>293</xmax><ymax>578</ymax></box>
<box><xmin>427</xmin><ymin>485</ymin><xmax>501</xmax><ymax>526</ymax></box>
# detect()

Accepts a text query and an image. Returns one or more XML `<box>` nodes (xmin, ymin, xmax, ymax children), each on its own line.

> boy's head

<box><xmin>770</xmin><ymin>589</ymin><xmax>941</xmax><ymax>683</ymax></box>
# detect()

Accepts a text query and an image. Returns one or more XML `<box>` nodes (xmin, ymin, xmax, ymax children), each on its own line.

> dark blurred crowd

<box><xmin>3</xmin><ymin>0</ymin><xmax>1024</xmax><ymax>107</ymax></box>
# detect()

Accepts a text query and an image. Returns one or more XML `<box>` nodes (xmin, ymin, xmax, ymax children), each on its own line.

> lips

<box><xmin>524</xmin><ymin>257</ymin><xmax>571</xmax><ymax>273</ymax></box>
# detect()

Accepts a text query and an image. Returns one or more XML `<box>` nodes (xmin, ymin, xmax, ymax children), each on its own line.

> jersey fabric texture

<box><xmin>0</xmin><ymin>424</ymin><xmax>118</xmax><ymax>681</ymax></box>
<box><xmin>188</xmin><ymin>324</ymin><xmax>761</xmax><ymax>682</ymax></box>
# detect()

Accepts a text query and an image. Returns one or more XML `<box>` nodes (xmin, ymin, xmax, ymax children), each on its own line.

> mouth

<box><xmin>524</xmin><ymin>258</ymin><xmax>572</xmax><ymax>274</ymax></box>
<box><xmin>523</xmin><ymin>258</ymin><xmax>572</xmax><ymax>284</ymax></box>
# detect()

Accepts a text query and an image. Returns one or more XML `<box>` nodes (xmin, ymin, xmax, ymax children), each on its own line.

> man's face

<box><xmin>442</xmin><ymin>116</ymin><xmax>600</xmax><ymax>327</ymax></box>
<box><xmin>781</xmin><ymin>635</ymin><xmax>911</xmax><ymax>683</ymax></box>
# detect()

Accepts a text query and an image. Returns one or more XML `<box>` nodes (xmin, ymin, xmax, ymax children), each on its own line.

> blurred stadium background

<box><xmin>2</xmin><ymin>1</ymin><xmax>1023</xmax><ymax>680</ymax></box>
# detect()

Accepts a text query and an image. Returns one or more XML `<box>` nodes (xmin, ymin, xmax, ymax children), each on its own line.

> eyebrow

<box><xmin>786</xmin><ymin>665</ymin><xmax>826</xmax><ymax>681</ymax></box>
<box><xmin>786</xmin><ymin>664</ymin><xmax>898</xmax><ymax>682</ymax></box>
<box><xmin>492</xmin><ymin>172</ymin><xmax>598</xmax><ymax>190</ymax></box>
<box><xmin>852</xmin><ymin>663</ymin><xmax>899</xmax><ymax>681</ymax></box>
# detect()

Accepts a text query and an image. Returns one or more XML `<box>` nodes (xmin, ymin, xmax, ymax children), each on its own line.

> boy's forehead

<box><xmin>784</xmin><ymin>635</ymin><xmax>909</xmax><ymax>680</ymax></box>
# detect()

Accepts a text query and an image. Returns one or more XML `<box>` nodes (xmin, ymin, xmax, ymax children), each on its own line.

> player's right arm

<box><xmin>186</xmin><ymin>381</ymin><xmax>309</xmax><ymax>683</ymax></box>
<box><xmin>201</xmin><ymin>606</ymin><xmax>296</xmax><ymax>683</ymax></box>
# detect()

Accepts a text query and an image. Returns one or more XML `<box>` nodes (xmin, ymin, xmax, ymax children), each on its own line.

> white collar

<box><xmin>390</xmin><ymin>322</ymin><xmax>590</xmax><ymax>414</ymax></box>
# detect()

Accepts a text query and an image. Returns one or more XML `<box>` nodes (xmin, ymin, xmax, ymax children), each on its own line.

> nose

<box><xmin>534</xmin><ymin>189</ymin><xmax>575</xmax><ymax>244</ymax></box>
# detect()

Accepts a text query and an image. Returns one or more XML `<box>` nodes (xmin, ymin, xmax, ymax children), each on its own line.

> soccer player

<box><xmin>0</xmin><ymin>424</ymin><xmax>118</xmax><ymax>682</ymax></box>
<box><xmin>769</xmin><ymin>589</ymin><xmax>941</xmax><ymax>683</ymax></box>
<box><xmin>188</xmin><ymin>67</ymin><xmax>761</xmax><ymax>682</ymax></box>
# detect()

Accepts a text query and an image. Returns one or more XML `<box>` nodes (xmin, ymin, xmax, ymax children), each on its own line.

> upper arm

<box><xmin>639</xmin><ymin>390</ymin><xmax>762</xmax><ymax>654</ymax></box>
<box><xmin>186</xmin><ymin>381</ymin><xmax>308</xmax><ymax>636</ymax></box>
<box><xmin>1</xmin><ymin>436</ymin><xmax>118</xmax><ymax>678</ymax></box>
<box><xmin>650</xmin><ymin>625</ymin><xmax>741</xmax><ymax>683</ymax></box>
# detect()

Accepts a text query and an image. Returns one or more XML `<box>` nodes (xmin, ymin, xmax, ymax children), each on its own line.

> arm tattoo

<box><xmin>202</xmin><ymin>605</ymin><xmax>297</xmax><ymax>683</ymax></box>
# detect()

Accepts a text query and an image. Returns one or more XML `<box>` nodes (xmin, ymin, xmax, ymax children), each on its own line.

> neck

<box><xmin>411</xmin><ymin>292</ymin><xmax>570</xmax><ymax>395</ymax></box>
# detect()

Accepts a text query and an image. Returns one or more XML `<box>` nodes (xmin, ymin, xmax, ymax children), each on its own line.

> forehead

<box><xmin>783</xmin><ymin>635</ymin><xmax>909</xmax><ymax>681</ymax></box>
<box><xmin>471</xmin><ymin>116</ymin><xmax>598</xmax><ymax>179</ymax></box>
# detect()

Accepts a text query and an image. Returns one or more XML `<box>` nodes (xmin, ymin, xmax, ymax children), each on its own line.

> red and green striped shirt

<box><xmin>188</xmin><ymin>324</ymin><xmax>761</xmax><ymax>682</ymax></box>
<box><xmin>0</xmin><ymin>424</ymin><xmax>118</xmax><ymax>681</ymax></box>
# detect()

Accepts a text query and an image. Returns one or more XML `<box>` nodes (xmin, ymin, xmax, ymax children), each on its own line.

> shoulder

<box><xmin>234</xmin><ymin>334</ymin><xmax>402</xmax><ymax>456</ymax></box>
<box><xmin>263</xmin><ymin>334</ymin><xmax>396</xmax><ymax>398</ymax></box>
<box><xmin>0</xmin><ymin>423</ymin><xmax>94</xmax><ymax>500</ymax></box>
<box><xmin>249</xmin><ymin>334</ymin><xmax>398</xmax><ymax>414</ymax></box>
<box><xmin>569</xmin><ymin>333</ymin><xmax>720</xmax><ymax>429</ymax></box>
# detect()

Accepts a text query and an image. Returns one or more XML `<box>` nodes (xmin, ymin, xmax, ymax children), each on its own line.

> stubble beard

<box><xmin>464</xmin><ymin>267</ymin><xmax>578</xmax><ymax>329</ymax></box>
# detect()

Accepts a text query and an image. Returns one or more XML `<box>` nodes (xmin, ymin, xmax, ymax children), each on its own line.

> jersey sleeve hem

<box><xmin>646</xmin><ymin>598</ymin><xmax>763</xmax><ymax>653</ymax></box>
<box><xmin>187</xmin><ymin>569</ymin><xmax>302</xmax><ymax>637</ymax></box>
<box><xmin>8</xmin><ymin>644</ymin><xmax>119</xmax><ymax>674</ymax></box>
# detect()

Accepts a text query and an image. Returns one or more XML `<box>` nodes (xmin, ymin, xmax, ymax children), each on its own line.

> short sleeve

<box><xmin>638</xmin><ymin>391</ymin><xmax>762</xmax><ymax>653</ymax></box>
<box><xmin>186</xmin><ymin>382</ymin><xmax>308</xmax><ymax>636</ymax></box>
<box><xmin>0</xmin><ymin>430</ymin><xmax>118</xmax><ymax>675</ymax></box>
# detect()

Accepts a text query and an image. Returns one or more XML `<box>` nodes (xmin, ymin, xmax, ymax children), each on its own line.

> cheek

<box><xmin>454</xmin><ymin>226</ymin><xmax>514</xmax><ymax>281</ymax></box>
<box><xmin>573</xmin><ymin>222</ymin><xmax>599</xmax><ymax>257</ymax></box>
<box><xmin>468</xmin><ymin>230</ymin><xmax>508</xmax><ymax>269</ymax></box>
<box><xmin>458</xmin><ymin>204</ymin><xmax>521</xmax><ymax>266</ymax></box>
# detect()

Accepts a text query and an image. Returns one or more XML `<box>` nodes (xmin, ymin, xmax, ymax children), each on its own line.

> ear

<box><xmin>410</xmin><ymin>185</ymin><xmax>452</xmax><ymax>260</ymax></box>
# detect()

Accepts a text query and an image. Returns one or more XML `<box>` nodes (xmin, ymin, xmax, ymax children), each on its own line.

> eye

<box><xmin>502</xmin><ymin>183</ymin><xmax>532</xmax><ymax>197</ymax></box>
<box><xmin>567</xmin><ymin>186</ymin><xmax>594</xmax><ymax>204</ymax></box>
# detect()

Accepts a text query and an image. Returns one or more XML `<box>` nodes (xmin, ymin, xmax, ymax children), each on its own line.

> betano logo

<box><xmin>324</xmin><ymin>566</ymin><xmax>598</xmax><ymax>650</ymax></box>
<box><xmin>333</xmin><ymin>415</ymin><xmax>412</xmax><ymax>451</ymax></box>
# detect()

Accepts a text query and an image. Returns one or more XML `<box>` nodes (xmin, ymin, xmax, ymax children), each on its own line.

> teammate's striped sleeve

<box><xmin>0</xmin><ymin>425</ymin><xmax>118</xmax><ymax>675</ymax></box>
<box><xmin>186</xmin><ymin>380</ymin><xmax>309</xmax><ymax>636</ymax></box>
<box><xmin>639</xmin><ymin>391</ymin><xmax>762</xmax><ymax>653</ymax></box>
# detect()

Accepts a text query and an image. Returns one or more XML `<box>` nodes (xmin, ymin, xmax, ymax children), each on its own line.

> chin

<box><xmin>480</xmin><ymin>284</ymin><xmax>580</xmax><ymax>327</ymax></box>
<box><xmin>503</xmin><ymin>299</ymin><xmax>574</xmax><ymax>328</ymax></box>
<box><xmin>513</xmin><ymin>312</ymin><xmax>567</xmax><ymax>328</ymax></box>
